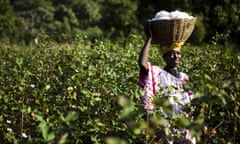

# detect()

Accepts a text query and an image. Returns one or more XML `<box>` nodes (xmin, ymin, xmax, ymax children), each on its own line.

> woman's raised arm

<box><xmin>138</xmin><ymin>20</ymin><xmax>152</xmax><ymax>75</ymax></box>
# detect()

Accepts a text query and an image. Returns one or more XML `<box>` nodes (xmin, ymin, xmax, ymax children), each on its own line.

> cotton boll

<box><xmin>153</xmin><ymin>12</ymin><xmax>161</xmax><ymax>19</ymax></box>
<box><xmin>188</xmin><ymin>16</ymin><xmax>194</xmax><ymax>19</ymax></box>
<box><xmin>170</xmin><ymin>11</ymin><xmax>182</xmax><ymax>19</ymax></box>
<box><xmin>7</xmin><ymin>128</ymin><xmax>12</xmax><ymax>132</ymax></box>
<box><xmin>22</xmin><ymin>133</ymin><xmax>28</xmax><ymax>138</ymax></box>
<box><xmin>170</xmin><ymin>11</ymin><xmax>191</xmax><ymax>19</ymax></box>
<box><xmin>186</xmin><ymin>16</ymin><xmax>194</xmax><ymax>19</ymax></box>
<box><xmin>178</xmin><ymin>12</ymin><xmax>190</xmax><ymax>18</ymax></box>
<box><xmin>152</xmin><ymin>10</ymin><xmax>170</xmax><ymax>21</ymax></box>
<box><xmin>158</xmin><ymin>16</ymin><xmax>171</xmax><ymax>20</ymax></box>
<box><xmin>158</xmin><ymin>10</ymin><xmax>170</xmax><ymax>17</ymax></box>
<box><xmin>152</xmin><ymin>10</ymin><xmax>193</xmax><ymax>21</ymax></box>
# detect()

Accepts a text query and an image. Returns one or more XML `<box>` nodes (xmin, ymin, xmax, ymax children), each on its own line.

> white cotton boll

<box><xmin>188</xmin><ymin>16</ymin><xmax>194</xmax><ymax>19</ymax></box>
<box><xmin>170</xmin><ymin>11</ymin><xmax>181</xmax><ymax>19</ymax></box>
<box><xmin>152</xmin><ymin>10</ymin><xmax>193</xmax><ymax>21</ymax></box>
<box><xmin>7</xmin><ymin>128</ymin><xmax>13</xmax><ymax>132</ymax></box>
<box><xmin>170</xmin><ymin>11</ymin><xmax>192</xmax><ymax>19</ymax></box>
<box><xmin>153</xmin><ymin>12</ymin><xmax>161</xmax><ymax>19</ymax></box>
<box><xmin>158</xmin><ymin>16</ymin><xmax>171</xmax><ymax>20</ymax></box>
<box><xmin>152</xmin><ymin>10</ymin><xmax>170</xmax><ymax>21</ymax></box>
<box><xmin>22</xmin><ymin>132</ymin><xmax>28</xmax><ymax>138</ymax></box>
<box><xmin>30</xmin><ymin>84</ymin><xmax>35</xmax><ymax>88</ymax></box>
<box><xmin>179</xmin><ymin>12</ymin><xmax>189</xmax><ymax>18</ymax></box>
<box><xmin>158</xmin><ymin>10</ymin><xmax>170</xmax><ymax>17</ymax></box>
<box><xmin>6</xmin><ymin>120</ymin><xmax>11</xmax><ymax>124</ymax></box>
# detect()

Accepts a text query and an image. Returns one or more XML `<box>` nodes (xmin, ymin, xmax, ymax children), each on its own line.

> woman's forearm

<box><xmin>138</xmin><ymin>37</ymin><xmax>152</xmax><ymax>73</ymax></box>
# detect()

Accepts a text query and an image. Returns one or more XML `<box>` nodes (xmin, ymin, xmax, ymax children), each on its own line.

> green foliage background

<box><xmin>0</xmin><ymin>34</ymin><xmax>240</xmax><ymax>143</ymax></box>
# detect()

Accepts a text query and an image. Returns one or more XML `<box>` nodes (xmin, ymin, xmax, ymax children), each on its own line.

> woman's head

<box><xmin>163</xmin><ymin>50</ymin><xmax>181</xmax><ymax>68</ymax></box>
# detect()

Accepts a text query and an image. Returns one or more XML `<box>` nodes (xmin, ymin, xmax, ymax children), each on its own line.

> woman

<box><xmin>138</xmin><ymin>20</ymin><xmax>195</xmax><ymax>144</ymax></box>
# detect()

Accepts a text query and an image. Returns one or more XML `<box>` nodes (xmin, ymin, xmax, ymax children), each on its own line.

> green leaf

<box><xmin>65</xmin><ymin>111</ymin><xmax>78</xmax><ymax>122</ymax></box>
<box><xmin>235</xmin><ymin>111</ymin><xmax>240</xmax><ymax>119</ymax></box>
<box><xmin>47</xmin><ymin>132</ymin><xmax>55</xmax><ymax>141</ymax></box>
<box><xmin>60</xmin><ymin>111</ymin><xmax>79</xmax><ymax>125</ymax></box>
<box><xmin>174</xmin><ymin>116</ymin><xmax>191</xmax><ymax>127</ymax></box>
<box><xmin>35</xmin><ymin>115</ymin><xmax>44</xmax><ymax>122</ymax></box>
<box><xmin>39</xmin><ymin>121</ymin><xmax>48</xmax><ymax>140</ymax></box>
<box><xmin>105</xmin><ymin>137</ymin><xmax>128</xmax><ymax>144</ymax></box>
<box><xmin>0</xmin><ymin>116</ymin><xmax>3</xmax><ymax>122</ymax></box>
<box><xmin>58</xmin><ymin>133</ymin><xmax>68</xmax><ymax>144</ymax></box>
<box><xmin>204</xmin><ymin>74</ymin><xmax>211</xmax><ymax>81</ymax></box>
<box><xmin>118</xmin><ymin>96</ymin><xmax>128</xmax><ymax>107</ymax></box>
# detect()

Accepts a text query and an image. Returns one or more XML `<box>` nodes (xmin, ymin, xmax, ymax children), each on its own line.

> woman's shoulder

<box><xmin>151</xmin><ymin>64</ymin><xmax>163</xmax><ymax>71</ymax></box>
<box><xmin>151</xmin><ymin>65</ymin><xmax>165</xmax><ymax>75</ymax></box>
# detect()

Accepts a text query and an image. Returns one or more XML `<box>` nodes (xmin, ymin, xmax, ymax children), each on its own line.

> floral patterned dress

<box><xmin>139</xmin><ymin>62</ymin><xmax>195</xmax><ymax>143</ymax></box>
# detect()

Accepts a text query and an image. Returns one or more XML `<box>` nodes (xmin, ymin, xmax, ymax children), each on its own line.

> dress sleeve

<box><xmin>139</xmin><ymin>62</ymin><xmax>156</xmax><ymax>111</ymax></box>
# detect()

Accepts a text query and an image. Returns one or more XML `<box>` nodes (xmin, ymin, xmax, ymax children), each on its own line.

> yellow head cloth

<box><xmin>161</xmin><ymin>41</ymin><xmax>184</xmax><ymax>54</ymax></box>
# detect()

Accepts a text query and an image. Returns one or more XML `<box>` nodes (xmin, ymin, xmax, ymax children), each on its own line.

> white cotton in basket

<box><xmin>152</xmin><ymin>10</ymin><xmax>170</xmax><ymax>20</ymax></box>
<box><xmin>152</xmin><ymin>10</ymin><xmax>193</xmax><ymax>21</ymax></box>
<box><xmin>170</xmin><ymin>10</ymin><xmax>193</xmax><ymax>19</ymax></box>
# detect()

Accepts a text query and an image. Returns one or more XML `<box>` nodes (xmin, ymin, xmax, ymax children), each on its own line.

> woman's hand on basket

<box><xmin>144</xmin><ymin>19</ymin><xmax>152</xmax><ymax>39</ymax></box>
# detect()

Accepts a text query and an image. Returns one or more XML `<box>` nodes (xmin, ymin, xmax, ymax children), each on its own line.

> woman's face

<box><xmin>163</xmin><ymin>50</ymin><xmax>181</xmax><ymax>68</ymax></box>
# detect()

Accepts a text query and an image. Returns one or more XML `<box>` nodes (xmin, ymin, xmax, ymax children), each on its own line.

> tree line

<box><xmin>0</xmin><ymin>0</ymin><xmax>239</xmax><ymax>48</ymax></box>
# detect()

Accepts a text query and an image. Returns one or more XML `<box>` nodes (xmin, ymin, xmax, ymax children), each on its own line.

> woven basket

<box><xmin>150</xmin><ymin>18</ymin><xmax>197</xmax><ymax>46</ymax></box>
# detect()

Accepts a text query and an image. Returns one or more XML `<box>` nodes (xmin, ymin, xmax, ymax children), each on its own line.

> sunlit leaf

<box><xmin>105</xmin><ymin>137</ymin><xmax>128</xmax><ymax>144</ymax></box>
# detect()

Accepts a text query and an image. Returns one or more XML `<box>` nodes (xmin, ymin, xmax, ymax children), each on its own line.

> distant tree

<box><xmin>2</xmin><ymin>0</ymin><xmax>239</xmax><ymax>46</ymax></box>
<box><xmin>45</xmin><ymin>4</ymin><xmax>79</xmax><ymax>42</ymax></box>
<box><xmin>11</xmin><ymin>0</ymin><xmax>55</xmax><ymax>44</ymax></box>
<box><xmin>99</xmin><ymin>0</ymin><xmax>139</xmax><ymax>45</ymax></box>
<box><xmin>51</xmin><ymin>0</ymin><xmax>103</xmax><ymax>41</ymax></box>
<box><xmin>0</xmin><ymin>0</ymin><xmax>24</xmax><ymax>43</ymax></box>
<box><xmin>187</xmin><ymin>0</ymin><xmax>240</xmax><ymax>46</ymax></box>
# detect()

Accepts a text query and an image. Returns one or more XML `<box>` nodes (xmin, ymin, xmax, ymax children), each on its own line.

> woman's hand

<box><xmin>144</xmin><ymin>19</ymin><xmax>152</xmax><ymax>39</ymax></box>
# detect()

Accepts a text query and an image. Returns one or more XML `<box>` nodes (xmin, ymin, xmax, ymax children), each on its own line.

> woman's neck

<box><xmin>164</xmin><ymin>66</ymin><xmax>180</xmax><ymax>78</ymax></box>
